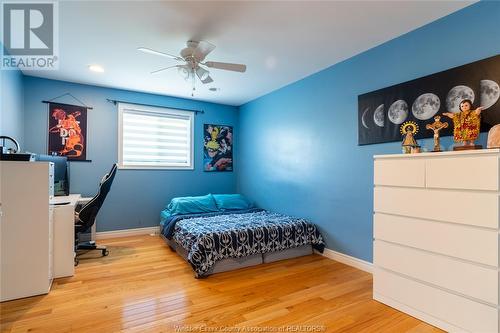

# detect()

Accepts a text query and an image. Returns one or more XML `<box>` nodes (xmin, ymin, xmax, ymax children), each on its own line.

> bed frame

<box><xmin>162</xmin><ymin>235</ymin><xmax>313</xmax><ymax>277</ymax></box>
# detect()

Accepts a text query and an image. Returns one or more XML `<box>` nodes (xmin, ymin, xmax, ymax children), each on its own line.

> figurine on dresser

<box><xmin>426</xmin><ymin>115</ymin><xmax>449</xmax><ymax>152</ymax></box>
<box><xmin>400</xmin><ymin>121</ymin><xmax>420</xmax><ymax>154</ymax></box>
<box><xmin>442</xmin><ymin>99</ymin><xmax>483</xmax><ymax>150</ymax></box>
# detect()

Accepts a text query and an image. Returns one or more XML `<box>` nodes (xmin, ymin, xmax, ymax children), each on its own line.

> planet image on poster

<box><xmin>446</xmin><ymin>85</ymin><xmax>475</xmax><ymax>113</ymax></box>
<box><xmin>480</xmin><ymin>79</ymin><xmax>500</xmax><ymax>109</ymax></box>
<box><xmin>388</xmin><ymin>100</ymin><xmax>408</xmax><ymax>124</ymax></box>
<box><xmin>361</xmin><ymin>107</ymin><xmax>370</xmax><ymax>129</ymax></box>
<box><xmin>373</xmin><ymin>104</ymin><xmax>384</xmax><ymax>127</ymax></box>
<box><xmin>412</xmin><ymin>93</ymin><xmax>440</xmax><ymax>120</ymax></box>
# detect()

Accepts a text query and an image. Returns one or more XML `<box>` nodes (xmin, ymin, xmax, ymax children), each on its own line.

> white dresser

<box><xmin>373</xmin><ymin>149</ymin><xmax>500</xmax><ymax>333</ymax></box>
<box><xmin>0</xmin><ymin>161</ymin><xmax>54</xmax><ymax>302</ymax></box>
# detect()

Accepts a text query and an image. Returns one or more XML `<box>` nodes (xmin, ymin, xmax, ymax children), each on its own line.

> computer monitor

<box><xmin>35</xmin><ymin>154</ymin><xmax>69</xmax><ymax>196</ymax></box>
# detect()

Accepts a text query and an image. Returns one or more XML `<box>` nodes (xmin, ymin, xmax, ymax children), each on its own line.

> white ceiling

<box><xmin>24</xmin><ymin>1</ymin><xmax>474</xmax><ymax>106</ymax></box>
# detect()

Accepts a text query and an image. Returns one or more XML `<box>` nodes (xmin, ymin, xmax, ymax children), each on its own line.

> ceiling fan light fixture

<box><xmin>177</xmin><ymin>65</ymin><xmax>190</xmax><ymax>80</ymax></box>
<box><xmin>139</xmin><ymin>40</ymin><xmax>246</xmax><ymax>94</ymax></box>
<box><xmin>195</xmin><ymin>66</ymin><xmax>209</xmax><ymax>81</ymax></box>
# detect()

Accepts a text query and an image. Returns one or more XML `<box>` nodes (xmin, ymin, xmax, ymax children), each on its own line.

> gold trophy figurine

<box><xmin>400</xmin><ymin>121</ymin><xmax>420</xmax><ymax>154</ymax></box>
<box><xmin>426</xmin><ymin>115</ymin><xmax>449</xmax><ymax>152</ymax></box>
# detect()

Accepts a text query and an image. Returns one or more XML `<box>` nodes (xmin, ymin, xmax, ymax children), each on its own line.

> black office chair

<box><xmin>75</xmin><ymin>164</ymin><xmax>117</xmax><ymax>263</ymax></box>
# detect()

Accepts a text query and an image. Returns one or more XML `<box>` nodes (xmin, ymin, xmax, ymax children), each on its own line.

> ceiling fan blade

<box><xmin>194</xmin><ymin>40</ymin><xmax>216</xmax><ymax>60</ymax></box>
<box><xmin>137</xmin><ymin>47</ymin><xmax>183</xmax><ymax>61</ymax></box>
<box><xmin>204</xmin><ymin>61</ymin><xmax>246</xmax><ymax>73</ymax></box>
<box><xmin>150</xmin><ymin>65</ymin><xmax>179</xmax><ymax>75</ymax></box>
<box><xmin>200</xmin><ymin>75</ymin><xmax>213</xmax><ymax>84</ymax></box>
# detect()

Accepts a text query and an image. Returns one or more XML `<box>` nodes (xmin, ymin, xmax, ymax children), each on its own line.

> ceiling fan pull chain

<box><xmin>192</xmin><ymin>73</ymin><xmax>196</xmax><ymax>97</ymax></box>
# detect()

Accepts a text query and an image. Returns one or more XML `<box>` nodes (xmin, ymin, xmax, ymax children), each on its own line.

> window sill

<box><xmin>117</xmin><ymin>165</ymin><xmax>194</xmax><ymax>170</ymax></box>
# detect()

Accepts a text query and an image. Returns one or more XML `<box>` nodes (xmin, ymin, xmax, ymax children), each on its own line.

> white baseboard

<box><xmin>373</xmin><ymin>293</ymin><xmax>459</xmax><ymax>332</ymax></box>
<box><xmin>316</xmin><ymin>247</ymin><xmax>373</xmax><ymax>274</ymax></box>
<box><xmin>96</xmin><ymin>226</ymin><xmax>160</xmax><ymax>240</ymax></box>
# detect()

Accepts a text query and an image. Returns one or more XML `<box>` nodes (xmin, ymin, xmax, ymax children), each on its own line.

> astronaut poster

<box><xmin>48</xmin><ymin>102</ymin><xmax>88</xmax><ymax>160</ymax></box>
<box><xmin>203</xmin><ymin>124</ymin><xmax>233</xmax><ymax>172</ymax></box>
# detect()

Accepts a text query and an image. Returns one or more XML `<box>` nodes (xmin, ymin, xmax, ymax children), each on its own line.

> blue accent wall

<box><xmin>0</xmin><ymin>60</ymin><xmax>25</xmax><ymax>147</ymax></box>
<box><xmin>23</xmin><ymin>76</ymin><xmax>238</xmax><ymax>231</ymax></box>
<box><xmin>238</xmin><ymin>1</ymin><xmax>500</xmax><ymax>262</ymax></box>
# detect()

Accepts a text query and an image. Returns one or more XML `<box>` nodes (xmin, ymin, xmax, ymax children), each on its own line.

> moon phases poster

<box><xmin>358</xmin><ymin>54</ymin><xmax>500</xmax><ymax>145</ymax></box>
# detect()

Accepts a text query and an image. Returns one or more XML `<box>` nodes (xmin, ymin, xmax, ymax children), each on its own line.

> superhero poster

<box><xmin>48</xmin><ymin>103</ymin><xmax>88</xmax><ymax>160</ymax></box>
<box><xmin>203</xmin><ymin>124</ymin><xmax>233</xmax><ymax>172</ymax></box>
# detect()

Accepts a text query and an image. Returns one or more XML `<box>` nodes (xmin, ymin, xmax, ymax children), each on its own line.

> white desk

<box><xmin>50</xmin><ymin>194</ymin><xmax>81</xmax><ymax>206</ymax></box>
<box><xmin>0</xmin><ymin>161</ymin><xmax>91</xmax><ymax>301</ymax></box>
<box><xmin>50</xmin><ymin>194</ymin><xmax>93</xmax><ymax>278</ymax></box>
<box><xmin>50</xmin><ymin>194</ymin><xmax>80</xmax><ymax>278</ymax></box>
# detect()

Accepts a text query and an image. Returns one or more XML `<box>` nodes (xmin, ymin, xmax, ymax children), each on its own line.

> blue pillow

<box><xmin>213</xmin><ymin>194</ymin><xmax>253</xmax><ymax>211</ymax></box>
<box><xmin>164</xmin><ymin>194</ymin><xmax>219</xmax><ymax>216</ymax></box>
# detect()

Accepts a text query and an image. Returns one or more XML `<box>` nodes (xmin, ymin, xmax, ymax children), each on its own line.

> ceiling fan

<box><xmin>138</xmin><ymin>40</ymin><xmax>246</xmax><ymax>96</ymax></box>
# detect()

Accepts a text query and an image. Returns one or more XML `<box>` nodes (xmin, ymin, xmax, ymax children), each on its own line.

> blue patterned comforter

<box><xmin>163</xmin><ymin>210</ymin><xmax>325</xmax><ymax>277</ymax></box>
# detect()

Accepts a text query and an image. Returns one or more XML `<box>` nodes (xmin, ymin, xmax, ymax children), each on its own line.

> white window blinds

<box><xmin>118</xmin><ymin>103</ymin><xmax>194</xmax><ymax>169</ymax></box>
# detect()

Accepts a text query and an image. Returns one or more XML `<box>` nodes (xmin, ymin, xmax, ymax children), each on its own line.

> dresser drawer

<box><xmin>374</xmin><ymin>186</ymin><xmax>499</xmax><ymax>229</ymax></box>
<box><xmin>374</xmin><ymin>158</ymin><xmax>425</xmax><ymax>187</ymax></box>
<box><xmin>374</xmin><ymin>268</ymin><xmax>498</xmax><ymax>333</ymax></box>
<box><xmin>374</xmin><ymin>213</ymin><xmax>498</xmax><ymax>267</ymax></box>
<box><xmin>426</xmin><ymin>155</ymin><xmax>499</xmax><ymax>191</ymax></box>
<box><xmin>374</xmin><ymin>240</ymin><xmax>499</xmax><ymax>304</ymax></box>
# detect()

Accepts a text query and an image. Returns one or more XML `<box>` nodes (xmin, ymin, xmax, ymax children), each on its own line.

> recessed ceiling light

<box><xmin>88</xmin><ymin>64</ymin><xmax>104</xmax><ymax>73</ymax></box>
<box><xmin>265</xmin><ymin>56</ymin><xmax>277</xmax><ymax>69</ymax></box>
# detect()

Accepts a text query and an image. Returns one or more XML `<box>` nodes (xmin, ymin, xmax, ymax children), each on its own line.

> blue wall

<box><xmin>1</xmin><ymin>63</ymin><xmax>25</xmax><ymax>147</ymax></box>
<box><xmin>23</xmin><ymin>76</ymin><xmax>238</xmax><ymax>231</ymax></box>
<box><xmin>238</xmin><ymin>1</ymin><xmax>500</xmax><ymax>262</ymax></box>
<box><xmin>12</xmin><ymin>1</ymin><xmax>500</xmax><ymax>253</ymax></box>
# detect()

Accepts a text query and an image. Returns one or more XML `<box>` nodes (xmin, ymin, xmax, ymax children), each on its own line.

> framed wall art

<box><xmin>358</xmin><ymin>55</ymin><xmax>500</xmax><ymax>145</ymax></box>
<box><xmin>203</xmin><ymin>124</ymin><xmax>233</xmax><ymax>172</ymax></box>
<box><xmin>47</xmin><ymin>102</ymin><xmax>89</xmax><ymax>160</ymax></box>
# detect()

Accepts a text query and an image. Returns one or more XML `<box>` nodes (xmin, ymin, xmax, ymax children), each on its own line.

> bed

<box><xmin>160</xmin><ymin>195</ymin><xmax>325</xmax><ymax>278</ymax></box>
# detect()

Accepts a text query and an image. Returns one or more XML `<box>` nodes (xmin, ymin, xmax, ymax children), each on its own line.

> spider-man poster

<box><xmin>48</xmin><ymin>103</ymin><xmax>88</xmax><ymax>160</ymax></box>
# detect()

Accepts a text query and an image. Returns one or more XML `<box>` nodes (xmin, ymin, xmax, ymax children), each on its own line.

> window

<box><xmin>118</xmin><ymin>103</ymin><xmax>194</xmax><ymax>169</ymax></box>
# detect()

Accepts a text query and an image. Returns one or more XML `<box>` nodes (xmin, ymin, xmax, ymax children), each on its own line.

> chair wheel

<box><xmin>74</xmin><ymin>258</ymin><xmax>79</xmax><ymax>266</ymax></box>
<box><xmin>102</xmin><ymin>249</ymin><xmax>109</xmax><ymax>256</ymax></box>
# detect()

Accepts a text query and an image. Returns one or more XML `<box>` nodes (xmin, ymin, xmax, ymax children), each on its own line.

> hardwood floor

<box><xmin>1</xmin><ymin>235</ymin><xmax>442</xmax><ymax>333</ymax></box>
